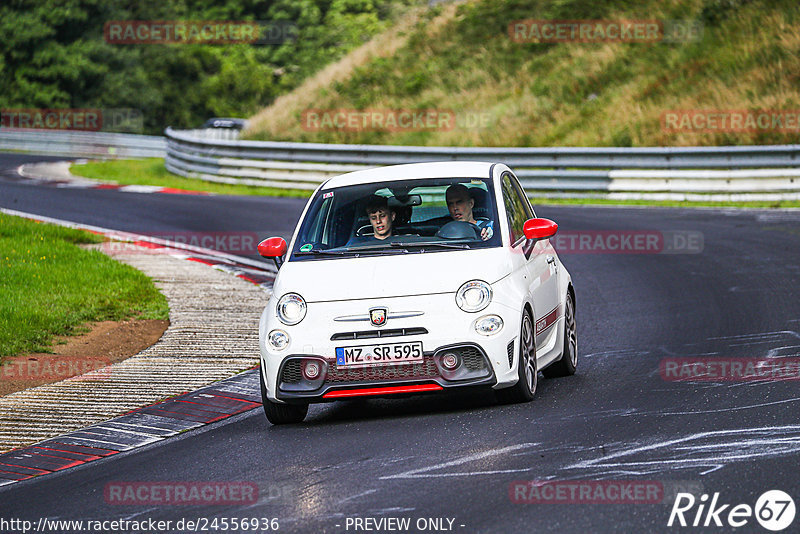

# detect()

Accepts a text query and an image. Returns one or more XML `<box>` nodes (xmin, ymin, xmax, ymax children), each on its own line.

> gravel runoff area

<box><xmin>0</xmin><ymin>245</ymin><xmax>267</xmax><ymax>452</ymax></box>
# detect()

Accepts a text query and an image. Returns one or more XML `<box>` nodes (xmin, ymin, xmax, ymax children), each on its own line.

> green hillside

<box><xmin>246</xmin><ymin>0</ymin><xmax>800</xmax><ymax>147</ymax></box>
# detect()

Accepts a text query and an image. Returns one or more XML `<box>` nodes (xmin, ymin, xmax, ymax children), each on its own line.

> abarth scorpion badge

<box><xmin>370</xmin><ymin>307</ymin><xmax>387</xmax><ymax>327</ymax></box>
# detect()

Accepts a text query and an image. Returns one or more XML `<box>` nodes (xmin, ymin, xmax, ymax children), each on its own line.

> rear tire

<box><xmin>260</xmin><ymin>365</ymin><xmax>308</xmax><ymax>424</ymax></box>
<box><xmin>495</xmin><ymin>310</ymin><xmax>537</xmax><ymax>404</ymax></box>
<box><xmin>542</xmin><ymin>291</ymin><xmax>577</xmax><ymax>378</ymax></box>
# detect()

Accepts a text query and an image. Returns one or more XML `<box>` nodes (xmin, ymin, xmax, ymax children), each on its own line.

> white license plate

<box><xmin>335</xmin><ymin>341</ymin><xmax>423</xmax><ymax>368</ymax></box>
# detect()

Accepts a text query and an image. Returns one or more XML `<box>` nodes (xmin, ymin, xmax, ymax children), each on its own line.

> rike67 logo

<box><xmin>668</xmin><ymin>490</ymin><xmax>795</xmax><ymax>531</ymax></box>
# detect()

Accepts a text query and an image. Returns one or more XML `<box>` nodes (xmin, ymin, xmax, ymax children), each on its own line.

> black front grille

<box><xmin>462</xmin><ymin>346</ymin><xmax>487</xmax><ymax>371</ymax></box>
<box><xmin>507</xmin><ymin>340</ymin><xmax>515</xmax><ymax>368</ymax></box>
<box><xmin>331</xmin><ymin>327</ymin><xmax>428</xmax><ymax>341</ymax></box>
<box><xmin>325</xmin><ymin>355</ymin><xmax>439</xmax><ymax>382</ymax></box>
<box><xmin>281</xmin><ymin>360</ymin><xmax>303</xmax><ymax>383</ymax></box>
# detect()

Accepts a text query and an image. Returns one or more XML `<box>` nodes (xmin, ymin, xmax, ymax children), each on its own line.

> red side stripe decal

<box><xmin>535</xmin><ymin>306</ymin><xmax>560</xmax><ymax>336</ymax></box>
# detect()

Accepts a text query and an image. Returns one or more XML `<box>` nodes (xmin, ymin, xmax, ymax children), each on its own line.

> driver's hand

<box><xmin>480</xmin><ymin>226</ymin><xmax>493</xmax><ymax>241</ymax></box>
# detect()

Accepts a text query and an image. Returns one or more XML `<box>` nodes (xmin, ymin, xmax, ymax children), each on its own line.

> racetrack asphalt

<box><xmin>1</xmin><ymin>153</ymin><xmax>799</xmax><ymax>533</ymax></box>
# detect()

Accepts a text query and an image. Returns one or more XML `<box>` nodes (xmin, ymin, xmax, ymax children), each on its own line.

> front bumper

<box><xmin>273</xmin><ymin>343</ymin><xmax>497</xmax><ymax>403</ymax></box>
<box><xmin>259</xmin><ymin>292</ymin><xmax>523</xmax><ymax>404</ymax></box>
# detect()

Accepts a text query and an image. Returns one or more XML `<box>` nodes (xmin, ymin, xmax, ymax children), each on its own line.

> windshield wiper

<box><xmin>343</xmin><ymin>244</ymin><xmax>409</xmax><ymax>253</ymax></box>
<box><xmin>295</xmin><ymin>249</ymin><xmax>355</xmax><ymax>256</ymax></box>
<box><xmin>295</xmin><ymin>246</ymin><xmax>407</xmax><ymax>256</ymax></box>
<box><xmin>389</xmin><ymin>242</ymin><xmax>471</xmax><ymax>250</ymax></box>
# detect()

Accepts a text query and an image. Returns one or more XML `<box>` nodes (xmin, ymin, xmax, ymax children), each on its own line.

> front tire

<box><xmin>495</xmin><ymin>310</ymin><xmax>537</xmax><ymax>404</ymax></box>
<box><xmin>542</xmin><ymin>291</ymin><xmax>577</xmax><ymax>378</ymax></box>
<box><xmin>260</xmin><ymin>365</ymin><xmax>308</xmax><ymax>424</ymax></box>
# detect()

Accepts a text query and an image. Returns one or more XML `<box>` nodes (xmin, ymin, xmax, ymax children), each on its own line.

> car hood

<box><xmin>274</xmin><ymin>248</ymin><xmax>511</xmax><ymax>302</ymax></box>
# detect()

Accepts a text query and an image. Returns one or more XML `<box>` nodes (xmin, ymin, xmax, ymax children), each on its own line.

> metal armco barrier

<box><xmin>3</xmin><ymin>127</ymin><xmax>799</xmax><ymax>199</ymax></box>
<box><xmin>164</xmin><ymin>128</ymin><xmax>800</xmax><ymax>197</ymax></box>
<box><xmin>0</xmin><ymin>129</ymin><xmax>165</xmax><ymax>159</ymax></box>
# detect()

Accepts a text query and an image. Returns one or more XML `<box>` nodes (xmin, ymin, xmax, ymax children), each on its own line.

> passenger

<box><xmin>445</xmin><ymin>184</ymin><xmax>493</xmax><ymax>240</ymax></box>
<box><xmin>364</xmin><ymin>194</ymin><xmax>396</xmax><ymax>240</ymax></box>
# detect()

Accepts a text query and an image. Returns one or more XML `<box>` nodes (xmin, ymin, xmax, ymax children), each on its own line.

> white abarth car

<box><xmin>257</xmin><ymin>162</ymin><xmax>577</xmax><ymax>424</ymax></box>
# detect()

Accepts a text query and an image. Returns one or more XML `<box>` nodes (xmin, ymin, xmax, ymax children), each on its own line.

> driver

<box><xmin>364</xmin><ymin>194</ymin><xmax>396</xmax><ymax>240</ymax></box>
<box><xmin>445</xmin><ymin>184</ymin><xmax>493</xmax><ymax>241</ymax></box>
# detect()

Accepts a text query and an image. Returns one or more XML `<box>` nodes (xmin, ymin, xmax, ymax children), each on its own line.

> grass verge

<box><xmin>70</xmin><ymin>158</ymin><xmax>312</xmax><ymax>198</ymax></box>
<box><xmin>0</xmin><ymin>213</ymin><xmax>169</xmax><ymax>360</ymax></box>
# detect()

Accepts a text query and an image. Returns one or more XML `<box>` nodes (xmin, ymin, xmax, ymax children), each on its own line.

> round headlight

<box><xmin>475</xmin><ymin>315</ymin><xmax>504</xmax><ymax>336</ymax></box>
<box><xmin>268</xmin><ymin>329</ymin><xmax>290</xmax><ymax>350</ymax></box>
<box><xmin>276</xmin><ymin>293</ymin><xmax>307</xmax><ymax>325</ymax></box>
<box><xmin>456</xmin><ymin>280</ymin><xmax>492</xmax><ymax>313</ymax></box>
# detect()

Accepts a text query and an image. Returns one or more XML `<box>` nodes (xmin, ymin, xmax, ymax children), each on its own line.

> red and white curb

<box><xmin>17</xmin><ymin>161</ymin><xmax>211</xmax><ymax>196</ymax></box>
<box><xmin>0</xmin><ymin>370</ymin><xmax>262</xmax><ymax>486</ymax></box>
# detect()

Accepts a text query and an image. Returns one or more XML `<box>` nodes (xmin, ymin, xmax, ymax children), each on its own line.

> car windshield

<box><xmin>289</xmin><ymin>177</ymin><xmax>501</xmax><ymax>261</ymax></box>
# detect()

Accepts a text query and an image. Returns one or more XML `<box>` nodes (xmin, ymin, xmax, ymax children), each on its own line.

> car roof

<box><xmin>320</xmin><ymin>161</ymin><xmax>499</xmax><ymax>189</ymax></box>
<box><xmin>202</xmin><ymin>117</ymin><xmax>248</xmax><ymax>129</ymax></box>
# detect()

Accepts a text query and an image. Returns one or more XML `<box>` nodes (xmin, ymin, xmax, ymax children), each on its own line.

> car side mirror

<box><xmin>523</xmin><ymin>218</ymin><xmax>558</xmax><ymax>241</ymax></box>
<box><xmin>258</xmin><ymin>237</ymin><xmax>288</xmax><ymax>269</ymax></box>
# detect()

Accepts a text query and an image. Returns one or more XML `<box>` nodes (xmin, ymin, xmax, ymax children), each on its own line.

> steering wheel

<box><xmin>355</xmin><ymin>224</ymin><xmax>373</xmax><ymax>237</ymax></box>
<box><xmin>436</xmin><ymin>221</ymin><xmax>481</xmax><ymax>240</ymax></box>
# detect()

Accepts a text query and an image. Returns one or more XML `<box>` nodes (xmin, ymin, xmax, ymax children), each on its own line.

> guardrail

<box><xmin>165</xmin><ymin>128</ymin><xmax>800</xmax><ymax>198</ymax></box>
<box><xmin>0</xmin><ymin>129</ymin><xmax>166</xmax><ymax>159</ymax></box>
<box><xmin>3</xmin><ymin>127</ymin><xmax>799</xmax><ymax>199</ymax></box>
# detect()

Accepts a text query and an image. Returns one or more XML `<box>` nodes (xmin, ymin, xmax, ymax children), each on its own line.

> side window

<box><xmin>302</xmin><ymin>197</ymin><xmax>332</xmax><ymax>245</ymax></box>
<box><xmin>502</xmin><ymin>174</ymin><xmax>530</xmax><ymax>245</ymax></box>
<box><xmin>510</xmin><ymin>174</ymin><xmax>535</xmax><ymax>219</ymax></box>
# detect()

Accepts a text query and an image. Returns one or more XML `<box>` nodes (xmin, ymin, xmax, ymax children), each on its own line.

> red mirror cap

<box><xmin>523</xmin><ymin>218</ymin><xmax>558</xmax><ymax>241</ymax></box>
<box><xmin>257</xmin><ymin>237</ymin><xmax>287</xmax><ymax>258</ymax></box>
